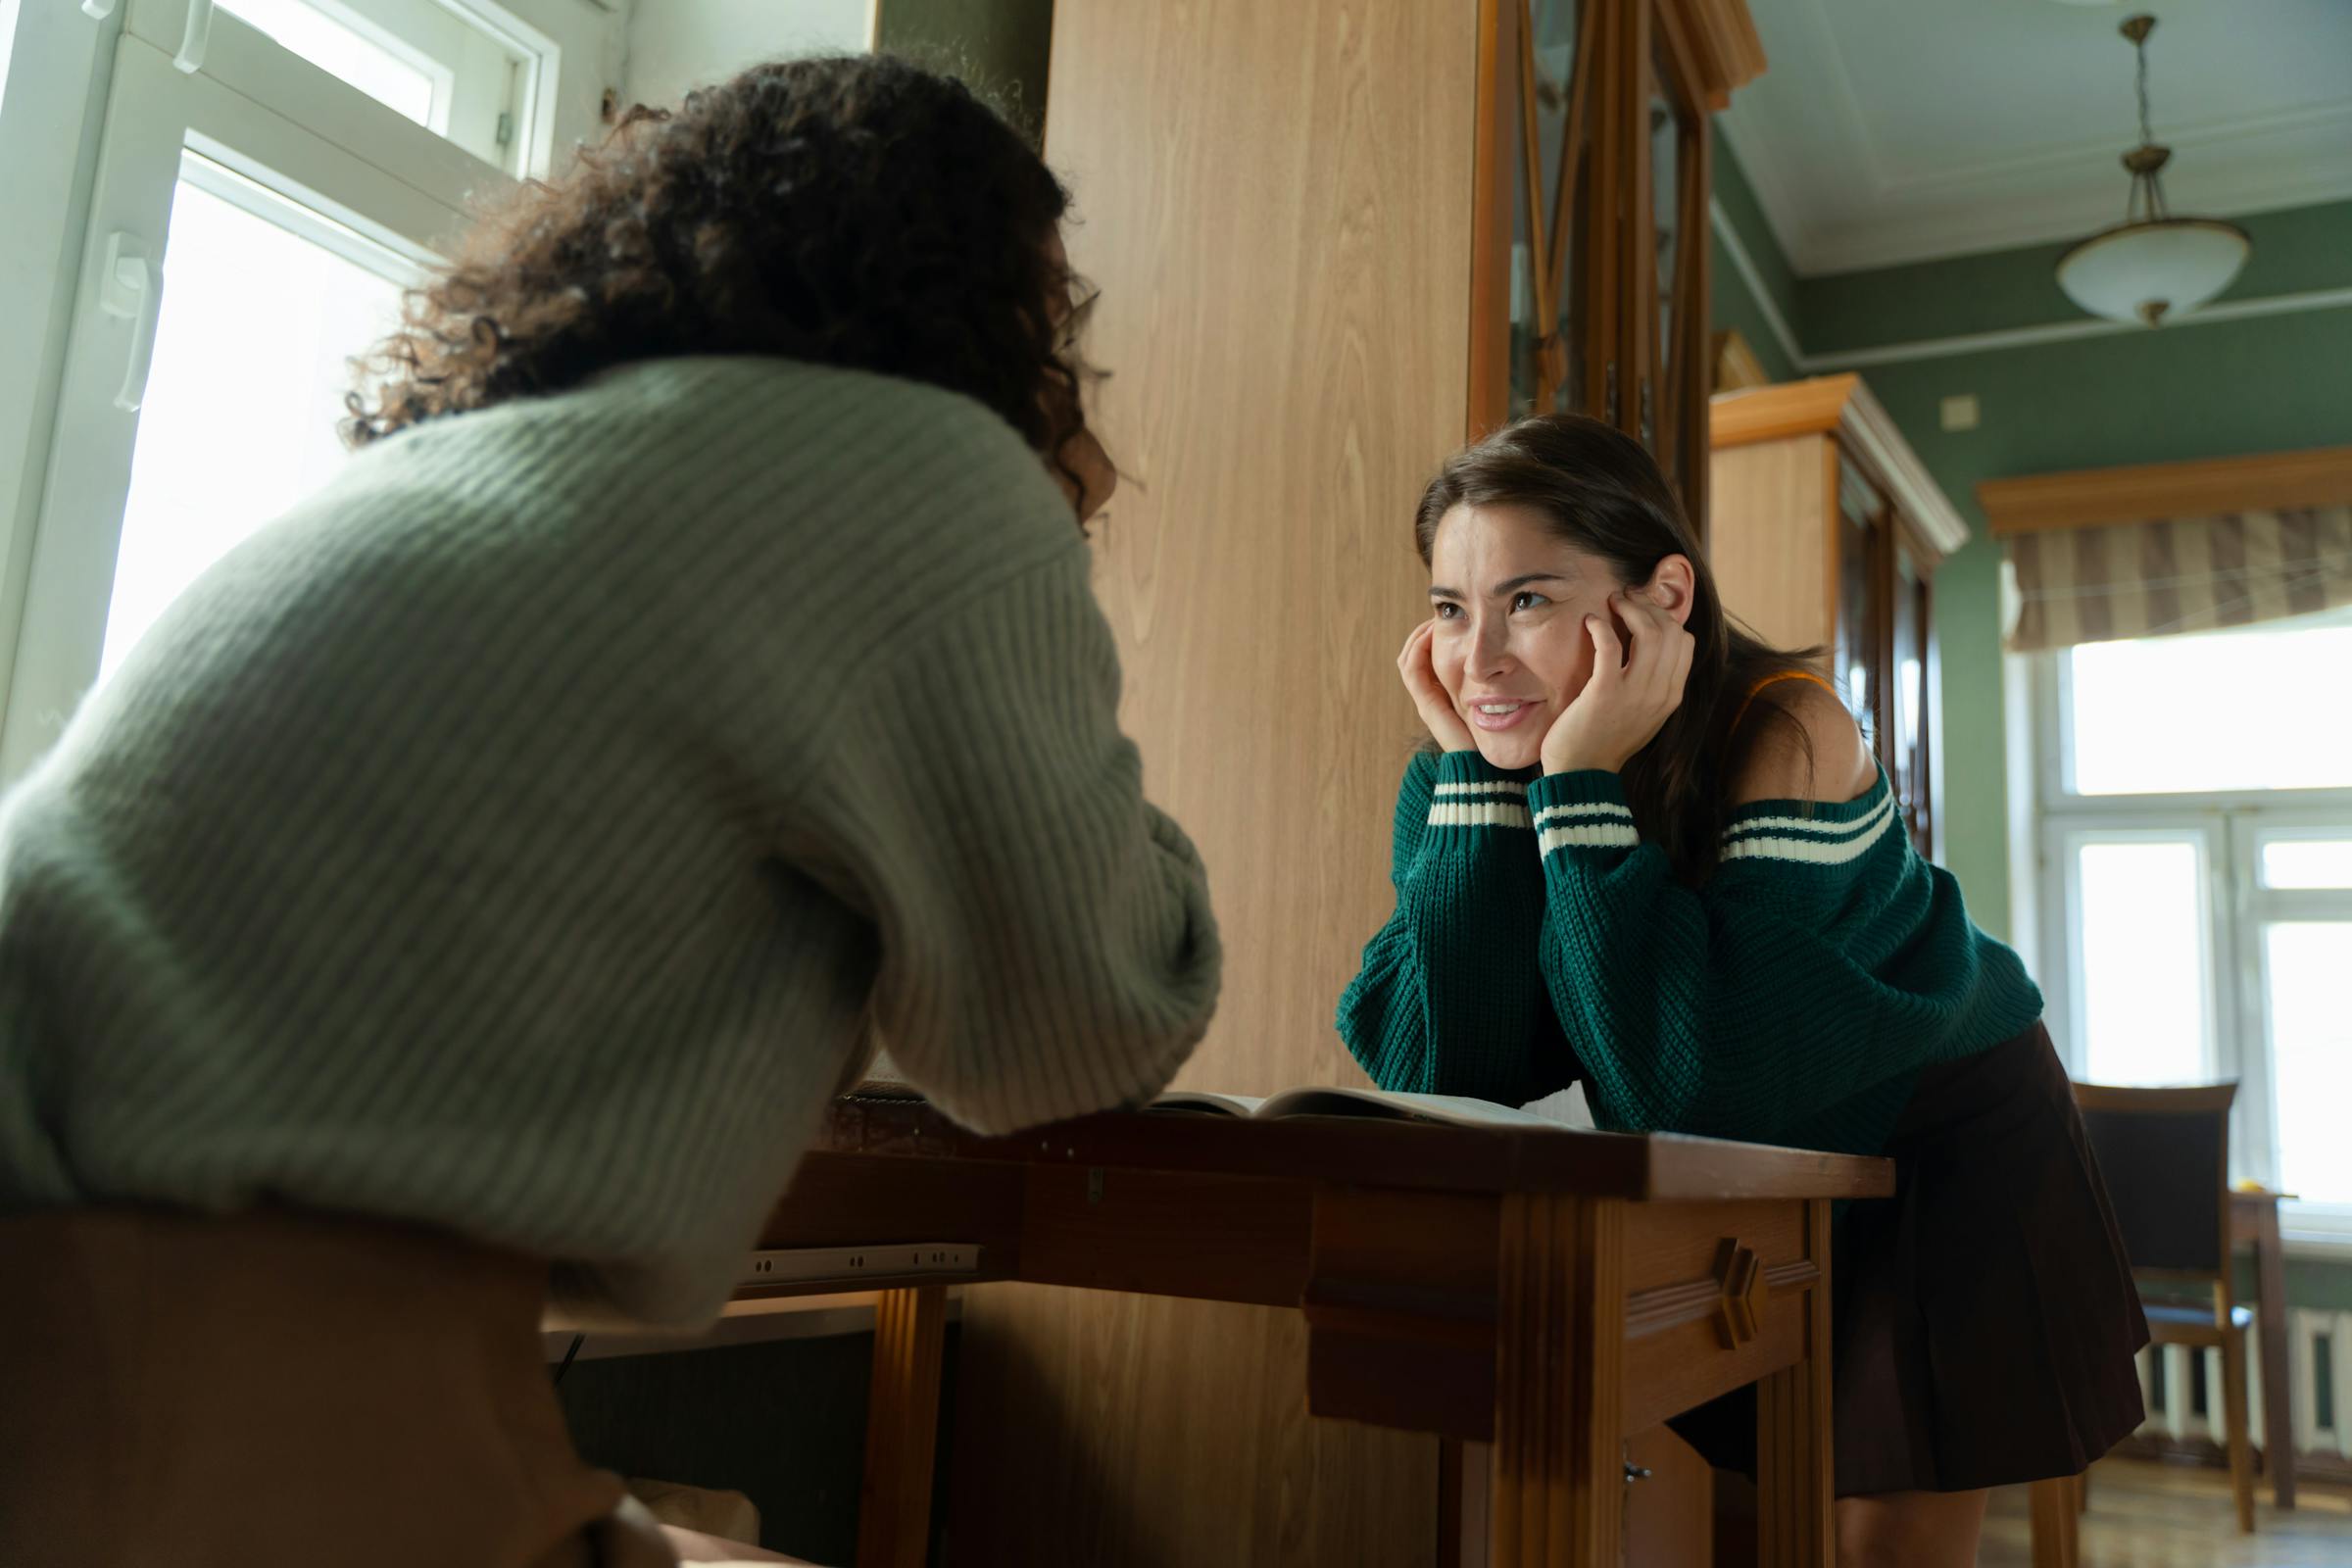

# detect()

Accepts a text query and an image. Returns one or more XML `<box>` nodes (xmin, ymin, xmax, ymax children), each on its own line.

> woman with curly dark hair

<box><xmin>0</xmin><ymin>56</ymin><xmax>1217</xmax><ymax>1568</ymax></box>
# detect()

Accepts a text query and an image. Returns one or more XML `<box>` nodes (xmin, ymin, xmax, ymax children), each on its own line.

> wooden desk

<box><xmin>752</xmin><ymin>1093</ymin><xmax>1892</xmax><ymax>1567</ymax></box>
<box><xmin>2232</xmin><ymin>1189</ymin><xmax>2297</xmax><ymax>1509</ymax></box>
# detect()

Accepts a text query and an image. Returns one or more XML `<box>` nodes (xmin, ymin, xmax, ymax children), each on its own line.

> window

<box><xmin>0</xmin><ymin>0</ymin><xmax>616</xmax><ymax>777</ymax></box>
<box><xmin>99</xmin><ymin>153</ymin><xmax>413</xmax><ymax>680</ymax></box>
<box><xmin>0</xmin><ymin>0</ymin><xmax>19</xmax><ymax>115</ymax></box>
<box><xmin>2035</xmin><ymin>612</ymin><xmax>2352</xmax><ymax>1245</ymax></box>
<box><xmin>218</xmin><ymin>0</ymin><xmax>550</xmax><ymax>173</ymax></box>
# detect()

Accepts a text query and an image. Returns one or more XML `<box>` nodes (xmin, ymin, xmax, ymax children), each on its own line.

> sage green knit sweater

<box><xmin>1338</xmin><ymin>750</ymin><xmax>2041</xmax><ymax>1155</ymax></box>
<box><xmin>0</xmin><ymin>357</ymin><xmax>1220</xmax><ymax>1323</ymax></box>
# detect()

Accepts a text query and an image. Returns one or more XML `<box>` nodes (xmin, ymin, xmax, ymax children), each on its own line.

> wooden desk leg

<box><xmin>857</xmin><ymin>1284</ymin><xmax>947</xmax><ymax>1568</ymax></box>
<box><xmin>2248</xmin><ymin>1208</ymin><xmax>2298</xmax><ymax>1509</ymax></box>
<box><xmin>1492</xmin><ymin>1195</ymin><xmax>1625</xmax><ymax>1566</ymax></box>
<box><xmin>1756</xmin><ymin>1199</ymin><xmax>1834</xmax><ymax>1568</ymax></box>
<box><xmin>1444</xmin><ymin>1439</ymin><xmax>1494</xmax><ymax>1568</ymax></box>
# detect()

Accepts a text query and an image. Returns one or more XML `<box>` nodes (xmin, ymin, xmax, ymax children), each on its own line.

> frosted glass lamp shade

<box><xmin>2056</xmin><ymin>218</ymin><xmax>2251</xmax><ymax>326</ymax></box>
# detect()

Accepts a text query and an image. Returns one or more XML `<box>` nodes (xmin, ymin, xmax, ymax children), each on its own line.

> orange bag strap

<box><xmin>1728</xmin><ymin>668</ymin><xmax>1837</xmax><ymax>739</ymax></box>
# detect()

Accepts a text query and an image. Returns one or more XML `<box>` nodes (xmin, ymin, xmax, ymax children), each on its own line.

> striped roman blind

<box><xmin>2005</xmin><ymin>505</ymin><xmax>2352</xmax><ymax>652</ymax></box>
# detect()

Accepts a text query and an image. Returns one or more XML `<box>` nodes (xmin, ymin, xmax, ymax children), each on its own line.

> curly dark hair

<box><xmin>344</xmin><ymin>54</ymin><xmax>1098</xmax><ymax>504</ymax></box>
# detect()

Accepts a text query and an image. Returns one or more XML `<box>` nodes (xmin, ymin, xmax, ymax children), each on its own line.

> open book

<box><xmin>1149</xmin><ymin>1082</ymin><xmax>1595</xmax><ymax>1132</ymax></box>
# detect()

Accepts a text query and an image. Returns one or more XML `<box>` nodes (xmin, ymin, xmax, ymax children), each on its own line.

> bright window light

<box><xmin>2075</xmin><ymin>838</ymin><xmax>2207</xmax><ymax>1085</ymax></box>
<box><xmin>2261</xmin><ymin>838</ymin><xmax>2352</xmax><ymax>890</ymax></box>
<box><xmin>0</xmin><ymin>0</ymin><xmax>21</xmax><ymax>119</ymax></box>
<box><xmin>2267</xmin><ymin>923</ymin><xmax>2352</xmax><ymax>1204</ymax></box>
<box><xmin>222</xmin><ymin>0</ymin><xmax>440</xmax><ymax>127</ymax></box>
<box><xmin>99</xmin><ymin>156</ymin><xmax>407</xmax><ymax>680</ymax></box>
<box><xmin>2068</xmin><ymin>618</ymin><xmax>2352</xmax><ymax>795</ymax></box>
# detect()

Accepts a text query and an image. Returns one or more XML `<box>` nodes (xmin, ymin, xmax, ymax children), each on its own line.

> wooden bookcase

<box><xmin>1709</xmin><ymin>374</ymin><xmax>1973</xmax><ymax>860</ymax></box>
<box><xmin>1470</xmin><ymin>0</ymin><xmax>1766</xmax><ymax>536</ymax></box>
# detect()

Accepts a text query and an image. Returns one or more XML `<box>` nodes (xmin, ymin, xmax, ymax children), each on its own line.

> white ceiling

<box><xmin>1717</xmin><ymin>0</ymin><xmax>2352</xmax><ymax>276</ymax></box>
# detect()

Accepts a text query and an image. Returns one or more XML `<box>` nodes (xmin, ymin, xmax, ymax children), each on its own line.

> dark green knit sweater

<box><xmin>1337</xmin><ymin>751</ymin><xmax>2043</xmax><ymax>1155</ymax></box>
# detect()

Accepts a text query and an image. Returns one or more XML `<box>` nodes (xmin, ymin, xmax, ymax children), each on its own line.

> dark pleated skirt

<box><xmin>1668</xmin><ymin>1019</ymin><xmax>2151</xmax><ymax>1495</ymax></box>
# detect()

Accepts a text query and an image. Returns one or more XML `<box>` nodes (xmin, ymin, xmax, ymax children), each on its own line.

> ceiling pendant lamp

<box><xmin>2055</xmin><ymin>14</ymin><xmax>2251</xmax><ymax>327</ymax></box>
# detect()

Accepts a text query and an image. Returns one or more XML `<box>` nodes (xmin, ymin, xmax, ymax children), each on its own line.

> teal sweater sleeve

<box><xmin>1531</xmin><ymin>767</ymin><xmax>2043</xmax><ymax>1152</ymax></box>
<box><xmin>1335</xmin><ymin>752</ymin><xmax>1577</xmax><ymax>1105</ymax></box>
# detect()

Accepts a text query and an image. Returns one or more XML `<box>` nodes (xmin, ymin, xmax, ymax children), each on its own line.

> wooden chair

<box><xmin>2072</xmin><ymin>1081</ymin><xmax>2257</xmax><ymax>1535</ymax></box>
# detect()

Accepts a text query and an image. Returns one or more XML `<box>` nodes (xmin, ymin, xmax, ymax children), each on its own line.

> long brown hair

<box><xmin>1414</xmin><ymin>414</ymin><xmax>1819</xmax><ymax>882</ymax></box>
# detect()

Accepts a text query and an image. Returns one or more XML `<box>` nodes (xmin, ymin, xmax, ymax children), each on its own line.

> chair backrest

<box><xmin>2071</xmin><ymin>1081</ymin><xmax>2236</xmax><ymax>1297</ymax></box>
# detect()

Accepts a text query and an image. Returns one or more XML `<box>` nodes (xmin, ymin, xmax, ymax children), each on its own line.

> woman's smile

<box><xmin>1464</xmin><ymin>697</ymin><xmax>1541</xmax><ymax>732</ymax></box>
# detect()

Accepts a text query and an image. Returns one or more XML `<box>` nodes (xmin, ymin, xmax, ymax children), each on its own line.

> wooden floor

<box><xmin>1979</xmin><ymin>1459</ymin><xmax>2352</xmax><ymax>1567</ymax></box>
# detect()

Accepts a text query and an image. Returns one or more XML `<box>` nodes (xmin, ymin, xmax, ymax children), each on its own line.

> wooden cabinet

<box><xmin>937</xmin><ymin>4</ymin><xmax>1770</xmax><ymax>1562</ymax></box>
<box><xmin>1473</xmin><ymin>0</ymin><xmax>1765</xmax><ymax>532</ymax></box>
<box><xmin>1708</xmin><ymin>374</ymin><xmax>1970</xmax><ymax>859</ymax></box>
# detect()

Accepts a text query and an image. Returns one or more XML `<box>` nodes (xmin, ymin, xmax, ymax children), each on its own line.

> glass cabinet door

<box><xmin>1891</xmin><ymin>542</ymin><xmax>1934</xmax><ymax>855</ymax></box>
<box><xmin>1642</xmin><ymin>9</ymin><xmax>1707</xmax><ymax>528</ymax></box>
<box><xmin>1503</xmin><ymin>0</ymin><xmax>1592</xmax><ymax>422</ymax></box>
<box><xmin>1834</xmin><ymin>458</ymin><xmax>1887</xmax><ymax>748</ymax></box>
<box><xmin>1472</xmin><ymin>0</ymin><xmax>1731</xmax><ymax>526</ymax></box>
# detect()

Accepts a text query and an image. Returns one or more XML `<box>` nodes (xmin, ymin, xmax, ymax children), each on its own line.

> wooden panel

<box><xmin>1492</xmin><ymin>1195</ymin><xmax>1625</xmax><ymax>1566</ymax></box>
<box><xmin>760</xmin><ymin>1152</ymin><xmax>1023</xmax><ymax>1261</ymax></box>
<box><xmin>1709</xmin><ymin>374</ymin><xmax>1860</xmax><ymax>448</ymax></box>
<box><xmin>1052</xmin><ymin>0</ymin><xmax>1474</xmax><ymax>1170</ymax></box>
<box><xmin>1660</xmin><ymin>0</ymin><xmax>1767</xmax><ymax>110</ymax></box>
<box><xmin>1622</xmin><ymin>1426</ymin><xmax>1713</xmax><ymax>1568</ymax></box>
<box><xmin>1621</xmin><ymin>1269</ymin><xmax>1805</xmax><ymax>1432</ymax></box>
<box><xmin>1620</xmin><ymin>1199</ymin><xmax>1805</xmax><ymax>1295</ymax></box>
<box><xmin>1755</xmin><ymin>1199</ymin><xmax>1835</xmax><ymax>1568</ymax></box>
<box><xmin>948</xmin><ymin>1285</ymin><xmax>1441</xmax><ymax>1567</ymax></box>
<box><xmin>1980</xmin><ymin>443</ymin><xmax>2352</xmax><ymax>537</ymax></box>
<box><xmin>949</xmin><ymin>0</ymin><xmax>1480</xmax><ymax>1558</ymax></box>
<box><xmin>817</xmin><ymin>1094</ymin><xmax>1891</xmax><ymax>1201</ymax></box>
<box><xmin>1713</xmin><ymin>377</ymin><xmax>1971</xmax><ymax>560</ymax></box>
<box><xmin>1305</xmin><ymin>1186</ymin><xmax>1501</xmax><ymax>1440</ymax></box>
<box><xmin>1018</xmin><ymin>1165</ymin><xmax>1311</xmax><ymax>1306</ymax></box>
<box><xmin>857</xmin><ymin>1284</ymin><xmax>947</xmax><ymax>1568</ymax></box>
<box><xmin>1708</xmin><ymin>433</ymin><xmax>1834</xmax><ymax>653</ymax></box>
<box><xmin>1468</xmin><ymin>0</ymin><xmax>1514</xmax><ymax>437</ymax></box>
<box><xmin>1638</xmin><ymin>1137</ymin><xmax>1892</xmax><ymax>1202</ymax></box>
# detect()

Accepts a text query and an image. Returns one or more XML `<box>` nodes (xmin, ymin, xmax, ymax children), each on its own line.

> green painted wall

<box><xmin>1708</xmin><ymin>126</ymin><xmax>1801</xmax><ymax>384</ymax></box>
<box><xmin>1800</xmin><ymin>200</ymin><xmax>2352</xmax><ymax>354</ymax></box>
<box><xmin>1711</xmin><ymin>127</ymin><xmax>1800</xmax><ymax>333</ymax></box>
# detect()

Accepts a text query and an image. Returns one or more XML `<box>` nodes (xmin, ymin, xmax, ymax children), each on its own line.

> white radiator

<box><xmin>2134</xmin><ymin>1308</ymin><xmax>2352</xmax><ymax>1460</ymax></box>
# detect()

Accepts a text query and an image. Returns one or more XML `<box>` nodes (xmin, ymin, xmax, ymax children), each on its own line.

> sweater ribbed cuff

<box><xmin>1424</xmin><ymin>751</ymin><xmax>1537</xmax><ymax>832</ymax></box>
<box><xmin>1528</xmin><ymin>769</ymin><xmax>1640</xmax><ymax>858</ymax></box>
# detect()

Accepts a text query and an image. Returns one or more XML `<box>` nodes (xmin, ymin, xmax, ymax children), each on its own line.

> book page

<box><xmin>1148</xmin><ymin>1090</ymin><xmax>1268</xmax><ymax>1117</ymax></box>
<box><xmin>1252</xmin><ymin>1083</ymin><xmax>1595</xmax><ymax>1130</ymax></box>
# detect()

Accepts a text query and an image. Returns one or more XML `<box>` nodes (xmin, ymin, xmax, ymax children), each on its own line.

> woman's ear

<box><xmin>1644</xmin><ymin>554</ymin><xmax>1697</xmax><ymax>627</ymax></box>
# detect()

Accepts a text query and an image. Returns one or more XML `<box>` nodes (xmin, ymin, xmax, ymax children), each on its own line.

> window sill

<box><xmin>2279</xmin><ymin>1200</ymin><xmax>2352</xmax><ymax>1258</ymax></box>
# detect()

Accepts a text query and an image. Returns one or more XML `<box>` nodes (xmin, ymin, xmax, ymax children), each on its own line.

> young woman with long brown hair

<box><xmin>1340</xmin><ymin>413</ymin><xmax>2146</xmax><ymax>1567</ymax></box>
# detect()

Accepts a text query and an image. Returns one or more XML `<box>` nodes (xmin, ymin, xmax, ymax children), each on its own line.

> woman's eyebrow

<box><xmin>1429</xmin><ymin>572</ymin><xmax>1570</xmax><ymax>601</ymax></box>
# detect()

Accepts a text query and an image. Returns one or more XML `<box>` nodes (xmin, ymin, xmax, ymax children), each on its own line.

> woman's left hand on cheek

<box><xmin>1539</xmin><ymin>593</ymin><xmax>1695</xmax><ymax>776</ymax></box>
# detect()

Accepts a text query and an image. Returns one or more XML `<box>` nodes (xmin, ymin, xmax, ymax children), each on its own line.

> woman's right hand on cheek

<box><xmin>1397</xmin><ymin>619</ymin><xmax>1476</xmax><ymax>754</ymax></box>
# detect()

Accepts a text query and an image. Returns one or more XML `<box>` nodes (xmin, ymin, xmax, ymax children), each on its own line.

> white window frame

<box><xmin>0</xmin><ymin>0</ymin><xmax>621</xmax><ymax>778</ymax></box>
<box><xmin>2032</xmin><ymin>644</ymin><xmax>2352</xmax><ymax>1253</ymax></box>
